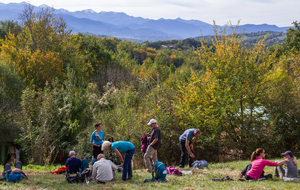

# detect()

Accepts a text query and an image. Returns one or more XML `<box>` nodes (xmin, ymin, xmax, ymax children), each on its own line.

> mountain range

<box><xmin>0</xmin><ymin>2</ymin><xmax>291</xmax><ymax>41</ymax></box>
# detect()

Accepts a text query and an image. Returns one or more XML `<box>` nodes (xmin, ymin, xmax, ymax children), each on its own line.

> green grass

<box><xmin>1</xmin><ymin>159</ymin><xmax>300</xmax><ymax>189</ymax></box>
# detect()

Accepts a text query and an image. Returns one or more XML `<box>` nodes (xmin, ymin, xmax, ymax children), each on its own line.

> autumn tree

<box><xmin>0</xmin><ymin>4</ymin><xmax>91</xmax><ymax>88</ymax></box>
<box><xmin>174</xmin><ymin>23</ymin><xmax>277</xmax><ymax>160</ymax></box>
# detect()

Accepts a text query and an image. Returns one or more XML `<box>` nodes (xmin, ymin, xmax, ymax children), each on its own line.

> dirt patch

<box><xmin>25</xmin><ymin>171</ymin><xmax>51</xmax><ymax>175</ymax></box>
<box><xmin>183</xmin><ymin>188</ymin><xmax>196</xmax><ymax>190</ymax></box>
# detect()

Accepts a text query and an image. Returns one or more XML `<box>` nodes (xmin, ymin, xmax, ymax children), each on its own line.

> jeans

<box><xmin>180</xmin><ymin>141</ymin><xmax>194</xmax><ymax>167</ymax></box>
<box><xmin>122</xmin><ymin>148</ymin><xmax>135</xmax><ymax>181</ymax></box>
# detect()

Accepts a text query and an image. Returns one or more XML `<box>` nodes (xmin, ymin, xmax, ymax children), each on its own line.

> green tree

<box><xmin>0</xmin><ymin>20</ymin><xmax>22</xmax><ymax>39</ymax></box>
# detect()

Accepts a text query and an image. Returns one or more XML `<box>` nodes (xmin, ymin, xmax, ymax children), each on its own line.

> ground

<box><xmin>0</xmin><ymin>159</ymin><xmax>300</xmax><ymax>190</ymax></box>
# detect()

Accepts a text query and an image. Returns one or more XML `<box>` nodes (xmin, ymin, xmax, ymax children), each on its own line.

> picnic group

<box><xmin>1</xmin><ymin>119</ymin><xmax>299</xmax><ymax>184</ymax></box>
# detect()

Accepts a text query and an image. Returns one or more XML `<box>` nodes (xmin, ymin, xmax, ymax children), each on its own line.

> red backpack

<box><xmin>52</xmin><ymin>166</ymin><xmax>68</xmax><ymax>175</ymax></box>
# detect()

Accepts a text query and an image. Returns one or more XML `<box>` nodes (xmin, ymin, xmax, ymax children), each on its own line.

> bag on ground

<box><xmin>192</xmin><ymin>160</ymin><xmax>209</xmax><ymax>169</ymax></box>
<box><xmin>52</xmin><ymin>165</ymin><xmax>68</xmax><ymax>175</ymax></box>
<box><xmin>66</xmin><ymin>172</ymin><xmax>85</xmax><ymax>183</ymax></box>
<box><xmin>166</xmin><ymin>166</ymin><xmax>182</xmax><ymax>176</ymax></box>
<box><xmin>144</xmin><ymin>161</ymin><xmax>167</xmax><ymax>182</ymax></box>
<box><xmin>7</xmin><ymin>173</ymin><xmax>22</xmax><ymax>182</ymax></box>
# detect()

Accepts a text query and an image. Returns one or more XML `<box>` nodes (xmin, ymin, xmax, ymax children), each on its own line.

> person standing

<box><xmin>102</xmin><ymin>141</ymin><xmax>135</xmax><ymax>181</ymax></box>
<box><xmin>179</xmin><ymin>129</ymin><xmax>201</xmax><ymax>168</ymax></box>
<box><xmin>144</xmin><ymin>119</ymin><xmax>161</xmax><ymax>172</ymax></box>
<box><xmin>90</xmin><ymin>122</ymin><xmax>105</xmax><ymax>159</ymax></box>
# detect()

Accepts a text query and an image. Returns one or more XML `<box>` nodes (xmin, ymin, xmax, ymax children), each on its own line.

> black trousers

<box><xmin>92</xmin><ymin>145</ymin><xmax>103</xmax><ymax>159</ymax></box>
<box><xmin>179</xmin><ymin>141</ymin><xmax>194</xmax><ymax>167</ymax></box>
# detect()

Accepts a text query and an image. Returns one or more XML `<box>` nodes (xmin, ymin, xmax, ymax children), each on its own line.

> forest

<box><xmin>1</xmin><ymin>4</ymin><xmax>300</xmax><ymax>167</ymax></box>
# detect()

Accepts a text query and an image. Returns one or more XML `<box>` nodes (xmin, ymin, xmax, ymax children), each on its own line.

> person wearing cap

<box><xmin>245</xmin><ymin>148</ymin><xmax>290</xmax><ymax>180</ymax></box>
<box><xmin>90</xmin><ymin>122</ymin><xmax>105</xmax><ymax>159</ymax></box>
<box><xmin>179</xmin><ymin>129</ymin><xmax>201</xmax><ymax>168</ymax></box>
<box><xmin>274</xmin><ymin>150</ymin><xmax>298</xmax><ymax>179</ymax></box>
<box><xmin>102</xmin><ymin>141</ymin><xmax>135</xmax><ymax>181</ymax></box>
<box><xmin>65</xmin><ymin>150</ymin><xmax>81</xmax><ymax>174</ymax></box>
<box><xmin>144</xmin><ymin>119</ymin><xmax>161</xmax><ymax>172</ymax></box>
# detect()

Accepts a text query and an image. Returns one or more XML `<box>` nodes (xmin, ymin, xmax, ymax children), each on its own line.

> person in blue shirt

<box><xmin>102</xmin><ymin>141</ymin><xmax>135</xmax><ymax>181</ymax></box>
<box><xmin>65</xmin><ymin>151</ymin><xmax>81</xmax><ymax>174</ymax></box>
<box><xmin>179</xmin><ymin>129</ymin><xmax>201</xmax><ymax>168</ymax></box>
<box><xmin>90</xmin><ymin>122</ymin><xmax>105</xmax><ymax>159</ymax></box>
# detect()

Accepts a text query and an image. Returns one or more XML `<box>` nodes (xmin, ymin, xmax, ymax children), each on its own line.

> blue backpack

<box><xmin>0</xmin><ymin>170</ymin><xmax>22</xmax><ymax>183</ymax></box>
<box><xmin>144</xmin><ymin>161</ymin><xmax>167</xmax><ymax>182</ymax></box>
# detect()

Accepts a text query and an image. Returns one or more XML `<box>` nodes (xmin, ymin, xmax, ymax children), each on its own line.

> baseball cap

<box><xmin>147</xmin><ymin>119</ymin><xmax>157</xmax><ymax>126</ymax></box>
<box><xmin>281</xmin><ymin>150</ymin><xmax>293</xmax><ymax>157</ymax></box>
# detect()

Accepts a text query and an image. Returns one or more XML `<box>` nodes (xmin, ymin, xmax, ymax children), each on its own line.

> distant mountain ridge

<box><xmin>0</xmin><ymin>1</ymin><xmax>291</xmax><ymax>41</ymax></box>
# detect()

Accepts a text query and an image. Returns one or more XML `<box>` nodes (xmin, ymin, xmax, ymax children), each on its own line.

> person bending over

<box><xmin>179</xmin><ymin>128</ymin><xmax>201</xmax><ymax>168</ymax></box>
<box><xmin>102</xmin><ymin>141</ymin><xmax>135</xmax><ymax>181</ymax></box>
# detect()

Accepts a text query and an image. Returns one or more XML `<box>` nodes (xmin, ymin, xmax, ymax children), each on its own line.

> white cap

<box><xmin>147</xmin><ymin>119</ymin><xmax>158</xmax><ymax>126</ymax></box>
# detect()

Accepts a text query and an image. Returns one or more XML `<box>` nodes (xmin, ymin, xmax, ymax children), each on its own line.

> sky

<box><xmin>1</xmin><ymin>0</ymin><xmax>299</xmax><ymax>27</ymax></box>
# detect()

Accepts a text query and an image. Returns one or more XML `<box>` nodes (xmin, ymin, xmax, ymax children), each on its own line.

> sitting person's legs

<box><xmin>274</xmin><ymin>160</ymin><xmax>285</xmax><ymax>179</ymax></box>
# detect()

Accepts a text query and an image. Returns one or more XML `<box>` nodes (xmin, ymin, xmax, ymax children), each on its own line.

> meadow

<box><xmin>1</xmin><ymin>159</ymin><xmax>300</xmax><ymax>190</ymax></box>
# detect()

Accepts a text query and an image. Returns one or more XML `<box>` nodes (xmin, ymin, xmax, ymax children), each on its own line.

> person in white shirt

<box><xmin>92</xmin><ymin>154</ymin><xmax>117</xmax><ymax>183</ymax></box>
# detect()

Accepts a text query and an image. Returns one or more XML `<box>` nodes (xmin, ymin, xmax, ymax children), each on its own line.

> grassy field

<box><xmin>1</xmin><ymin>159</ymin><xmax>300</xmax><ymax>190</ymax></box>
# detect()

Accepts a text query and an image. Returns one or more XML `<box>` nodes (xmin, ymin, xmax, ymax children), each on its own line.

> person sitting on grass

<box><xmin>91</xmin><ymin>154</ymin><xmax>117</xmax><ymax>184</ymax></box>
<box><xmin>245</xmin><ymin>148</ymin><xmax>290</xmax><ymax>180</ymax></box>
<box><xmin>274</xmin><ymin>150</ymin><xmax>298</xmax><ymax>179</ymax></box>
<box><xmin>65</xmin><ymin>150</ymin><xmax>81</xmax><ymax>174</ymax></box>
<box><xmin>102</xmin><ymin>141</ymin><xmax>135</xmax><ymax>181</ymax></box>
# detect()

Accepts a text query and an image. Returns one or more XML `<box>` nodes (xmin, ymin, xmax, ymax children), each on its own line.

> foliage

<box><xmin>0</xmin><ymin>63</ymin><xmax>24</xmax><ymax>143</ymax></box>
<box><xmin>174</xmin><ymin>23</ymin><xmax>277</xmax><ymax>160</ymax></box>
<box><xmin>0</xmin><ymin>20</ymin><xmax>22</xmax><ymax>40</ymax></box>
<box><xmin>0</xmin><ymin>4</ymin><xmax>91</xmax><ymax>88</ymax></box>
<box><xmin>268</xmin><ymin>21</ymin><xmax>300</xmax><ymax>58</ymax></box>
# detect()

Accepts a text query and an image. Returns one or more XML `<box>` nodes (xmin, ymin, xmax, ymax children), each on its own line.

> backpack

<box><xmin>7</xmin><ymin>173</ymin><xmax>22</xmax><ymax>182</ymax></box>
<box><xmin>52</xmin><ymin>166</ymin><xmax>68</xmax><ymax>175</ymax></box>
<box><xmin>141</xmin><ymin>134</ymin><xmax>150</xmax><ymax>153</ymax></box>
<box><xmin>144</xmin><ymin>161</ymin><xmax>167</xmax><ymax>182</ymax></box>
<box><xmin>0</xmin><ymin>170</ymin><xmax>22</xmax><ymax>183</ymax></box>
<box><xmin>191</xmin><ymin>160</ymin><xmax>209</xmax><ymax>169</ymax></box>
<box><xmin>166</xmin><ymin>166</ymin><xmax>182</xmax><ymax>176</ymax></box>
<box><xmin>66</xmin><ymin>172</ymin><xmax>85</xmax><ymax>183</ymax></box>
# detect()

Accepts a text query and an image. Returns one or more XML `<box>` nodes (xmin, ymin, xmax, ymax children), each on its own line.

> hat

<box><xmin>281</xmin><ymin>150</ymin><xmax>293</xmax><ymax>157</ymax></box>
<box><xmin>147</xmin><ymin>119</ymin><xmax>157</xmax><ymax>126</ymax></box>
